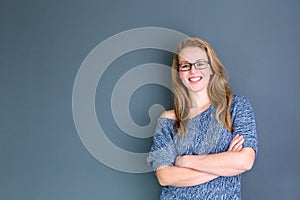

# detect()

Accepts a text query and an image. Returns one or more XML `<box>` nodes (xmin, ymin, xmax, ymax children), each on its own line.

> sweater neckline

<box><xmin>159</xmin><ymin>105</ymin><xmax>213</xmax><ymax>122</ymax></box>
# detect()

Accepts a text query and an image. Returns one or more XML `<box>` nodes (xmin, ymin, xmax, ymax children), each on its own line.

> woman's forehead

<box><xmin>178</xmin><ymin>47</ymin><xmax>208</xmax><ymax>62</ymax></box>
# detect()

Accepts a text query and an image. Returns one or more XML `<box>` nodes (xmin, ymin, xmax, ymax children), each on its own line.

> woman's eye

<box><xmin>195</xmin><ymin>63</ymin><xmax>204</xmax><ymax>67</ymax></box>
<box><xmin>182</xmin><ymin>65</ymin><xmax>189</xmax><ymax>68</ymax></box>
<box><xmin>195</xmin><ymin>62</ymin><xmax>206</xmax><ymax>68</ymax></box>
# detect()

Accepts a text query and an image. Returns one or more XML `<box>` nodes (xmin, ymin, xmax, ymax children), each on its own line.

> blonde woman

<box><xmin>147</xmin><ymin>38</ymin><xmax>258</xmax><ymax>199</ymax></box>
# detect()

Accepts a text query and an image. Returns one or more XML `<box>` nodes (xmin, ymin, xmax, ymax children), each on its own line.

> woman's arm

<box><xmin>156</xmin><ymin>166</ymin><xmax>218</xmax><ymax>187</ymax></box>
<box><xmin>175</xmin><ymin>146</ymin><xmax>255</xmax><ymax>177</ymax></box>
<box><xmin>155</xmin><ymin>134</ymin><xmax>245</xmax><ymax>187</ymax></box>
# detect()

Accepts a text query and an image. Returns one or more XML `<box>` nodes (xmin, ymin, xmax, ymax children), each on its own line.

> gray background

<box><xmin>1</xmin><ymin>0</ymin><xmax>300</xmax><ymax>199</ymax></box>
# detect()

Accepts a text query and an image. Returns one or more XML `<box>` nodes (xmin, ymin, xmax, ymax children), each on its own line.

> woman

<box><xmin>147</xmin><ymin>38</ymin><xmax>258</xmax><ymax>199</ymax></box>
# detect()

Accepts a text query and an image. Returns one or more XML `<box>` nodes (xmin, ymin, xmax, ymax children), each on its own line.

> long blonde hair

<box><xmin>172</xmin><ymin>38</ymin><xmax>233</xmax><ymax>137</ymax></box>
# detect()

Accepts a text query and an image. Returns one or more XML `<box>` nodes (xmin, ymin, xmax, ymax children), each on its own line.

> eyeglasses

<box><xmin>178</xmin><ymin>60</ymin><xmax>210</xmax><ymax>72</ymax></box>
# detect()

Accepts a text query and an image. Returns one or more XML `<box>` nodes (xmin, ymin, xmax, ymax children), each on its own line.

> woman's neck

<box><xmin>188</xmin><ymin>88</ymin><xmax>211</xmax><ymax>108</ymax></box>
<box><xmin>188</xmin><ymin>88</ymin><xmax>211</xmax><ymax>117</ymax></box>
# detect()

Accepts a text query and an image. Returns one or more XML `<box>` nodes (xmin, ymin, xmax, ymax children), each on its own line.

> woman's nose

<box><xmin>189</xmin><ymin>65</ymin><xmax>197</xmax><ymax>73</ymax></box>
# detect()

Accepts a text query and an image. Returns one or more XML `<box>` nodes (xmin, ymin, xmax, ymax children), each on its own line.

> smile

<box><xmin>188</xmin><ymin>76</ymin><xmax>202</xmax><ymax>82</ymax></box>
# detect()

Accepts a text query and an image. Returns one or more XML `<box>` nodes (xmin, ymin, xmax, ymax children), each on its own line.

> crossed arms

<box><xmin>156</xmin><ymin>134</ymin><xmax>256</xmax><ymax>187</ymax></box>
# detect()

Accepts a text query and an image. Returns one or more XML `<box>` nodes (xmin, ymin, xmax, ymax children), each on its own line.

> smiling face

<box><xmin>178</xmin><ymin>46</ymin><xmax>213</xmax><ymax>93</ymax></box>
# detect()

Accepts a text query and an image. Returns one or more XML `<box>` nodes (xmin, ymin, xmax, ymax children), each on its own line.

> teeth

<box><xmin>189</xmin><ymin>77</ymin><xmax>201</xmax><ymax>82</ymax></box>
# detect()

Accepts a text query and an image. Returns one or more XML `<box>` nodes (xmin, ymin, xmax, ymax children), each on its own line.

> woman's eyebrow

<box><xmin>179</xmin><ymin>59</ymin><xmax>207</xmax><ymax>63</ymax></box>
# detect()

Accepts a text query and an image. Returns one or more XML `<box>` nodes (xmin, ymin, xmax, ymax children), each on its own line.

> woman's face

<box><xmin>178</xmin><ymin>47</ymin><xmax>213</xmax><ymax>93</ymax></box>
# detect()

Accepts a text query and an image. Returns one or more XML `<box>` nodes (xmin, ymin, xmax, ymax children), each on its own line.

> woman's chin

<box><xmin>187</xmin><ymin>85</ymin><xmax>207</xmax><ymax>93</ymax></box>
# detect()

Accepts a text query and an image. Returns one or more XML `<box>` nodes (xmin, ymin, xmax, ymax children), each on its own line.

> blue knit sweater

<box><xmin>147</xmin><ymin>95</ymin><xmax>258</xmax><ymax>200</ymax></box>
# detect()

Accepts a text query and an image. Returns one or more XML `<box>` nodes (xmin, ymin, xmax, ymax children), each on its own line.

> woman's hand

<box><xmin>227</xmin><ymin>134</ymin><xmax>244</xmax><ymax>152</ymax></box>
<box><xmin>175</xmin><ymin>155</ymin><xmax>193</xmax><ymax>168</ymax></box>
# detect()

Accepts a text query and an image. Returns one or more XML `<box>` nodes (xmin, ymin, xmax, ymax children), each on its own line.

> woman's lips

<box><xmin>188</xmin><ymin>76</ymin><xmax>202</xmax><ymax>82</ymax></box>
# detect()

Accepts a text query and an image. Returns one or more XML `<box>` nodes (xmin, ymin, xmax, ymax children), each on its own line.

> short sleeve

<box><xmin>231</xmin><ymin>95</ymin><xmax>258</xmax><ymax>153</ymax></box>
<box><xmin>147</xmin><ymin>118</ymin><xmax>178</xmax><ymax>171</ymax></box>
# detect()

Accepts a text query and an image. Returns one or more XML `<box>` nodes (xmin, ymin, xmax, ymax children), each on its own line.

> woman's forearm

<box><xmin>156</xmin><ymin>166</ymin><xmax>218</xmax><ymax>187</ymax></box>
<box><xmin>175</xmin><ymin>148</ymin><xmax>255</xmax><ymax>176</ymax></box>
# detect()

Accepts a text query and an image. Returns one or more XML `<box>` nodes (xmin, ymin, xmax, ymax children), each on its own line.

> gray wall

<box><xmin>1</xmin><ymin>0</ymin><xmax>300</xmax><ymax>199</ymax></box>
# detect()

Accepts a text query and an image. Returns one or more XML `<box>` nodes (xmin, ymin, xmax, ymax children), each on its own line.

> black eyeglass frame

<box><xmin>177</xmin><ymin>60</ymin><xmax>211</xmax><ymax>72</ymax></box>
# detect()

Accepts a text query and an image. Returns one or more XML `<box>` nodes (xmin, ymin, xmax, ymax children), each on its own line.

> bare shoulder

<box><xmin>160</xmin><ymin>110</ymin><xmax>177</xmax><ymax>120</ymax></box>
